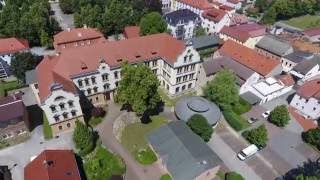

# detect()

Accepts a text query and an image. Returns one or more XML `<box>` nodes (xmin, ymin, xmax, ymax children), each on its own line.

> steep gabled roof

<box><xmin>0</xmin><ymin>38</ymin><xmax>29</xmax><ymax>55</ymax></box>
<box><xmin>296</xmin><ymin>79</ymin><xmax>320</xmax><ymax>99</ymax></box>
<box><xmin>256</xmin><ymin>35</ymin><xmax>293</xmax><ymax>57</ymax></box>
<box><xmin>220</xmin><ymin>23</ymin><xmax>266</xmax><ymax>42</ymax></box>
<box><xmin>24</xmin><ymin>150</ymin><xmax>81</xmax><ymax>180</ymax></box>
<box><xmin>177</xmin><ymin>0</ymin><xmax>213</xmax><ymax>10</ymax></box>
<box><xmin>202</xmin><ymin>8</ymin><xmax>227</xmax><ymax>23</ymax></box>
<box><xmin>219</xmin><ymin>40</ymin><xmax>279</xmax><ymax>76</ymax></box>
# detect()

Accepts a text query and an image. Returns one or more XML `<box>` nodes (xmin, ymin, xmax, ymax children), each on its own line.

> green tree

<box><xmin>269</xmin><ymin>105</ymin><xmax>290</xmax><ymax>127</ymax></box>
<box><xmin>40</xmin><ymin>30</ymin><xmax>52</xmax><ymax>47</ymax></box>
<box><xmin>301</xmin><ymin>128</ymin><xmax>320</xmax><ymax>149</ymax></box>
<box><xmin>73</xmin><ymin>121</ymin><xmax>94</xmax><ymax>156</ymax></box>
<box><xmin>11</xmin><ymin>52</ymin><xmax>42</xmax><ymax>82</ymax></box>
<box><xmin>295</xmin><ymin>174</ymin><xmax>319</xmax><ymax>180</ymax></box>
<box><xmin>140</xmin><ymin>12</ymin><xmax>167</xmax><ymax>35</ymax></box>
<box><xmin>116</xmin><ymin>63</ymin><xmax>161</xmax><ymax>117</ymax></box>
<box><xmin>59</xmin><ymin>0</ymin><xmax>75</xmax><ymax>14</ymax></box>
<box><xmin>195</xmin><ymin>27</ymin><xmax>206</xmax><ymax>37</ymax></box>
<box><xmin>242</xmin><ymin>125</ymin><xmax>268</xmax><ymax>147</ymax></box>
<box><xmin>226</xmin><ymin>172</ymin><xmax>245</xmax><ymax>180</ymax></box>
<box><xmin>262</xmin><ymin>7</ymin><xmax>277</xmax><ymax>24</ymax></box>
<box><xmin>74</xmin><ymin>4</ymin><xmax>103</xmax><ymax>30</ymax></box>
<box><xmin>203</xmin><ymin>69</ymin><xmax>239</xmax><ymax>110</ymax></box>
<box><xmin>187</xmin><ymin>114</ymin><xmax>213</xmax><ymax>142</ymax></box>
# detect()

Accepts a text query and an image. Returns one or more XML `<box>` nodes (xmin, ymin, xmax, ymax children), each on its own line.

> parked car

<box><xmin>262</xmin><ymin>110</ymin><xmax>271</xmax><ymax>118</ymax></box>
<box><xmin>237</xmin><ymin>144</ymin><xmax>259</xmax><ymax>160</ymax></box>
<box><xmin>248</xmin><ymin>117</ymin><xmax>259</xmax><ymax>124</ymax></box>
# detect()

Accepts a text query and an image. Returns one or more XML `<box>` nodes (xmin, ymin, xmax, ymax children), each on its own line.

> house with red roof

<box><xmin>215</xmin><ymin>0</ymin><xmax>242</xmax><ymax>10</ymax></box>
<box><xmin>219</xmin><ymin>23</ymin><xmax>266</xmax><ymax>48</ymax></box>
<box><xmin>123</xmin><ymin>26</ymin><xmax>141</xmax><ymax>39</ymax></box>
<box><xmin>33</xmin><ymin>28</ymin><xmax>201</xmax><ymax>135</ymax></box>
<box><xmin>24</xmin><ymin>150</ymin><xmax>81</xmax><ymax>180</ymax></box>
<box><xmin>303</xmin><ymin>27</ymin><xmax>320</xmax><ymax>43</ymax></box>
<box><xmin>290</xmin><ymin>79</ymin><xmax>320</xmax><ymax>125</ymax></box>
<box><xmin>172</xmin><ymin>0</ymin><xmax>214</xmax><ymax>15</ymax></box>
<box><xmin>201</xmin><ymin>8</ymin><xmax>231</xmax><ymax>34</ymax></box>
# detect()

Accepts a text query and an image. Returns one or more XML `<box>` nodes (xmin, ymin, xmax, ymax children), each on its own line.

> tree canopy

<box><xmin>0</xmin><ymin>0</ymin><xmax>61</xmax><ymax>46</ymax></box>
<box><xmin>140</xmin><ymin>12</ymin><xmax>167</xmax><ymax>35</ymax></box>
<box><xmin>242</xmin><ymin>125</ymin><xmax>268</xmax><ymax>147</ymax></box>
<box><xmin>116</xmin><ymin>63</ymin><xmax>161</xmax><ymax>117</ymax></box>
<box><xmin>301</xmin><ymin>128</ymin><xmax>320</xmax><ymax>150</ymax></box>
<box><xmin>11</xmin><ymin>52</ymin><xmax>42</xmax><ymax>82</ymax></box>
<box><xmin>187</xmin><ymin>114</ymin><xmax>213</xmax><ymax>142</ymax></box>
<box><xmin>203</xmin><ymin>69</ymin><xmax>239</xmax><ymax>110</ymax></box>
<box><xmin>269</xmin><ymin>105</ymin><xmax>290</xmax><ymax>127</ymax></box>
<box><xmin>225</xmin><ymin>172</ymin><xmax>245</xmax><ymax>180</ymax></box>
<box><xmin>73</xmin><ymin>121</ymin><xmax>95</xmax><ymax>156</ymax></box>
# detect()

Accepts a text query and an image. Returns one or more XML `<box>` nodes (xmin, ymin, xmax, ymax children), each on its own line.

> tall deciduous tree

<box><xmin>242</xmin><ymin>125</ymin><xmax>268</xmax><ymax>147</ymax></box>
<box><xmin>203</xmin><ymin>69</ymin><xmax>239</xmax><ymax>110</ymax></box>
<box><xmin>301</xmin><ymin>128</ymin><xmax>320</xmax><ymax>150</ymax></box>
<box><xmin>195</xmin><ymin>27</ymin><xmax>206</xmax><ymax>37</ymax></box>
<box><xmin>187</xmin><ymin>114</ymin><xmax>213</xmax><ymax>142</ymax></box>
<box><xmin>73</xmin><ymin>121</ymin><xmax>94</xmax><ymax>155</ymax></box>
<box><xmin>59</xmin><ymin>0</ymin><xmax>75</xmax><ymax>14</ymax></box>
<box><xmin>116</xmin><ymin>63</ymin><xmax>161</xmax><ymax>117</ymax></box>
<box><xmin>140</xmin><ymin>12</ymin><xmax>167</xmax><ymax>35</ymax></box>
<box><xmin>269</xmin><ymin>105</ymin><xmax>290</xmax><ymax>127</ymax></box>
<box><xmin>11</xmin><ymin>52</ymin><xmax>42</xmax><ymax>82</ymax></box>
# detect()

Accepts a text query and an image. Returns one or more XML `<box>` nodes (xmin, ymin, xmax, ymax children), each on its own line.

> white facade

<box><xmin>161</xmin><ymin>0</ymin><xmax>171</xmax><ymax>8</ymax></box>
<box><xmin>290</xmin><ymin>64</ymin><xmax>320</xmax><ymax>82</ymax></box>
<box><xmin>238</xmin><ymin>72</ymin><xmax>260</xmax><ymax>94</ymax></box>
<box><xmin>201</xmin><ymin>13</ymin><xmax>231</xmax><ymax>34</ymax></box>
<box><xmin>172</xmin><ymin>1</ymin><xmax>204</xmax><ymax>15</ymax></box>
<box><xmin>167</xmin><ymin>20</ymin><xmax>199</xmax><ymax>40</ymax></box>
<box><xmin>290</xmin><ymin>94</ymin><xmax>320</xmax><ymax>119</ymax></box>
<box><xmin>219</xmin><ymin>33</ymin><xmax>264</xmax><ymax>49</ymax></box>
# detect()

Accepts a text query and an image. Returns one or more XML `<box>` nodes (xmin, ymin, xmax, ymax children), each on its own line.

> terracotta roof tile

<box><xmin>277</xmin><ymin>74</ymin><xmax>295</xmax><ymax>86</ymax></box>
<box><xmin>219</xmin><ymin>5</ymin><xmax>234</xmax><ymax>11</ymax></box>
<box><xmin>124</xmin><ymin>26</ymin><xmax>140</xmax><ymax>39</ymax></box>
<box><xmin>219</xmin><ymin>40</ymin><xmax>279</xmax><ymax>76</ymax></box>
<box><xmin>220</xmin><ymin>23</ymin><xmax>266</xmax><ymax>42</ymax></box>
<box><xmin>227</xmin><ymin>0</ymin><xmax>240</xmax><ymax>4</ymax></box>
<box><xmin>0</xmin><ymin>38</ymin><xmax>29</xmax><ymax>55</ymax></box>
<box><xmin>177</xmin><ymin>0</ymin><xmax>213</xmax><ymax>10</ymax></box>
<box><xmin>24</xmin><ymin>150</ymin><xmax>81</xmax><ymax>180</ymax></box>
<box><xmin>289</xmin><ymin>106</ymin><xmax>318</xmax><ymax>131</ymax></box>
<box><xmin>296</xmin><ymin>79</ymin><xmax>320</xmax><ymax>99</ymax></box>
<box><xmin>202</xmin><ymin>8</ymin><xmax>227</xmax><ymax>23</ymax></box>
<box><xmin>303</xmin><ymin>27</ymin><xmax>320</xmax><ymax>37</ymax></box>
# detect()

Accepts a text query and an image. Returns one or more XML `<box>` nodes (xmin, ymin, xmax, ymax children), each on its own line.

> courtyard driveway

<box><xmin>50</xmin><ymin>1</ymin><xmax>74</xmax><ymax>30</ymax></box>
<box><xmin>0</xmin><ymin>126</ymin><xmax>74</xmax><ymax>180</ymax></box>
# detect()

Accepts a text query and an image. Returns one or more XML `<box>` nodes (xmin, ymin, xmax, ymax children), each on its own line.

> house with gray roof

<box><xmin>147</xmin><ymin>121</ymin><xmax>222</xmax><ymax>180</ymax></box>
<box><xmin>255</xmin><ymin>35</ymin><xmax>293</xmax><ymax>60</ymax></box>
<box><xmin>186</xmin><ymin>35</ymin><xmax>222</xmax><ymax>58</ymax></box>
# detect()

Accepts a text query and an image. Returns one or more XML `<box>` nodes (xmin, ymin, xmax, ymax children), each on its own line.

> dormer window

<box><xmin>117</xmin><ymin>59</ymin><xmax>123</xmax><ymax>62</ymax></box>
<box><xmin>135</xmin><ymin>55</ymin><xmax>141</xmax><ymax>58</ymax></box>
<box><xmin>151</xmin><ymin>51</ymin><xmax>157</xmax><ymax>55</ymax></box>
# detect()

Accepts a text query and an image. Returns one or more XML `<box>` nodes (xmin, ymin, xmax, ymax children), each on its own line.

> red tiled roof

<box><xmin>53</xmin><ymin>27</ymin><xmax>104</xmax><ymax>46</ymax></box>
<box><xmin>227</xmin><ymin>0</ymin><xmax>240</xmax><ymax>4</ymax></box>
<box><xmin>219</xmin><ymin>5</ymin><xmax>234</xmax><ymax>11</ymax></box>
<box><xmin>37</xmin><ymin>32</ymin><xmax>185</xmax><ymax>102</ymax></box>
<box><xmin>0</xmin><ymin>38</ymin><xmax>29</xmax><ymax>55</ymax></box>
<box><xmin>177</xmin><ymin>0</ymin><xmax>213</xmax><ymax>10</ymax></box>
<box><xmin>220</xmin><ymin>23</ymin><xmax>266</xmax><ymax>42</ymax></box>
<box><xmin>202</xmin><ymin>8</ymin><xmax>227</xmax><ymax>23</ymax></box>
<box><xmin>219</xmin><ymin>40</ymin><xmax>279</xmax><ymax>76</ymax></box>
<box><xmin>24</xmin><ymin>150</ymin><xmax>81</xmax><ymax>180</ymax></box>
<box><xmin>296</xmin><ymin>79</ymin><xmax>320</xmax><ymax>99</ymax></box>
<box><xmin>289</xmin><ymin>106</ymin><xmax>318</xmax><ymax>131</ymax></box>
<box><xmin>277</xmin><ymin>74</ymin><xmax>295</xmax><ymax>86</ymax></box>
<box><xmin>230</xmin><ymin>14</ymin><xmax>248</xmax><ymax>26</ymax></box>
<box><xmin>303</xmin><ymin>27</ymin><xmax>320</xmax><ymax>37</ymax></box>
<box><xmin>124</xmin><ymin>26</ymin><xmax>140</xmax><ymax>39</ymax></box>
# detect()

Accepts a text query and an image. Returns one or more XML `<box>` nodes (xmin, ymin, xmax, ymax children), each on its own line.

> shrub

<box><xmin>223</xmin><ymin>110</ymin><xmax>245</xmax><ymax>131</ymax></box>
<box><xmin>302</xmin><ymin>128</ymin><xmax>320</xmax><ymax>150</ymax></box>
<box><xmin>160</xmin><ymin>174</ymin><xmax>172</xmax><ymax>180</ymax></box>
<box><xmin>270</xmin><ymin>105</ymin><xmax>290</xmax><ymax>127</ymax></box>
<box><xmin>187</xmin><ymin>114</ymin><xmax>213</xmax><ymax>142</ymax></box>
<box><xmin>242</xmin><ymin>125</ymin><xmax>268</xmax><ymax>147</ymax></box>
<box><xmin>73</xmin><ymin>121</ymin><xmax>95</xmax><ymax>156</ymax></box>
<box><xmin>43</xmin><ymin>115</ymin><xmax>53</xmax><ymax>140</ymax></box>
<box><xmin>226</xmin><ymin>172</ymin><xmax>245</xmax><ymax>180</ymax></box>
<box><xmin>135</xmin><ymin>147</ymin><xmax>157</xmax><ymax>165</ymax></box>
<box><xmin>91</xmin><ymin>107</ymin><xmax>106</xmax><ymax>117</ymax></box>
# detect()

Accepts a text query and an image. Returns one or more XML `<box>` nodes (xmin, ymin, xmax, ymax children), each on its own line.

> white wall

<box><xmin>201</xmin><ymin>13</ymin><xmax>231</xmax><ymax>34</ymax></box>
<box><xmin>167</xmin><ymin>20</ymin><xmax>198</xmax><ymax>39</ymax></box>
<box><xmin>290</xmin><ymin>64</ymin><xmax>320</xmax><ymax>82</ymax></box>
<box><xmin>290</xmin><ymin>94</ymin><xmax>320</xmax><ymax>119</ymax></box>
<box><xmin>239</xmin><ymin>72</ymin><xmax>260</xmax><ymax>94</ymax></box>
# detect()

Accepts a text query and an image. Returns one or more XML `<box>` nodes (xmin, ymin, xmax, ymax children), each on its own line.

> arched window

<box><xmin>91</xmin><ymin>76</ymin><xmax>96</xmax><ymax>84</ymax></box>
<box><xmin>54</xmin><ymin>96</ymin><xmax>65</xmax><ymax>101</ymax></box>
<box><xmin>87</xmin><ymin>88</ymin><xmax>92</xmax><ymax>95</ymax></box>
<box><xmin>84</xmin><ymin>78</ymin><xmax>89</xmax><ymax>86</ymax></box>
<box><xmin>102</xmin><ymin>73</ymin><xmax>109</xmax><ymax>81</ymax></box>
<box><xmin>104</xmin><ymin>83</ymin><xmax>110</xmax><ymax>90</ymax></box>
<box><xmin>93</xmin><ymin>87</ymin><xmax>98</xmax><ymax>93</ymax></box>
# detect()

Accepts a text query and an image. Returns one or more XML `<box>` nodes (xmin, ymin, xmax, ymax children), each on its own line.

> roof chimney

<box><xmin>83</xmin><ymin>24</ymin><xmax>87</xmax><ymax>29</ymax></box>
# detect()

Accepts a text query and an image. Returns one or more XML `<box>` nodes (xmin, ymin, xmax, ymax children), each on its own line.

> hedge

<box><xmin>223</xmin><ymin>110</ymin><xmax>245</xmax><ymax>131</ymax></box>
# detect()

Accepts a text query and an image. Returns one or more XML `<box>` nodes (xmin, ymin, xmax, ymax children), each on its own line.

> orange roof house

<box><xmin>0</xmin><ymin>38</ymin><xmax>29</xmax><ymax>55</ymax></box>
<box><xmin>177</xmin><ymin>0</ymin><xmax>213</xmax><ymax>10</ymax></box>
<box><xmin>24</xmin><ymin>150</ymin><xmax>81</xmax><ymax>180</ymax></box>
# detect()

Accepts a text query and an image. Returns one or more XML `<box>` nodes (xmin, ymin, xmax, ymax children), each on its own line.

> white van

<box><xmin>237</xmin><ymin>144</ymin><xmax>259</xmax><ymax>160</ymax></box>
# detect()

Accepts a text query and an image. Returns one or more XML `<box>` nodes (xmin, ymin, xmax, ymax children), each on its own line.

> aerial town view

<box><xmin>0</xmin><ymin>0</ymin><xmax>320</xmax><ymax>179</ymax></box>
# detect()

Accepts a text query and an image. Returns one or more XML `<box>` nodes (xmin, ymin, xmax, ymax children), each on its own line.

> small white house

<box><xmin>216</xmin><ymin>0</ymin><xmax>242</xmax><ymax>10</ymax></box>
<box><xmin>201</xmin><ymin>8</ymin><xmax>231</xmax><ymax>34</ymax></box>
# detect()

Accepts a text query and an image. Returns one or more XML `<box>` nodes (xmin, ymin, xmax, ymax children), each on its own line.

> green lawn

<box><xmin>88</xmin><ymin>117</ymin><xmax>103</xmax><ymax>127</ymax></box>
<box><xmin>0</xmin><ymin>80</ymin><xmax>20</xmax><ymax>97</ymax></box>
<box><xmin>160</xmin><ymin>174</ymin><xmax>172</xmax><ymax>180</ymax></box>
<box><xmin>159</xmin><ymin>89</ymin><xmax>195</xmax><ymax>107</ymax></box>
<box><xmin>84</xmin><ymin>146</ymin><xmax>126</xmax><ymax>180</ymax></box>
<box><xmin>284</xmin><ymin>15</ymin><xmax>320</xmax><ymax>29</ymax></box>
<box><xmin>43</xmin><ymin>115</ymin><xmax>53</xmax><ymax>140</ymax></box>
<box><xmin>121</xmin><ymin>115</ymin><xmax>167</xmax><ymax>164</ymax></box>
<box><xmin>232</xmin><ymin>97</ymin><xmax>252</xmax><ymax>115</ymax></box>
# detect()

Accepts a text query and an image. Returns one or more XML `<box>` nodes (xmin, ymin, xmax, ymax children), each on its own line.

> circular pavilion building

<box><xmin>175</xmin><ymin>96</ymin><xmax>221</xmax><ymax>127</ymax></box>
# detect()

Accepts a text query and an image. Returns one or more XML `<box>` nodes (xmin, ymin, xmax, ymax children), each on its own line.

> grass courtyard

<box><xmin>158</xmin><ymin>89</ymin><xmax>195</xmax><ymax>107</ymax></box>
<box><xmin>120</xmin><ymin>115</ymin><xmax>167</xmax><ymax>164</ymax></box>
<box><xmin>284</xmin><ymin>15</ymin><xmax>320</xmax><ymax>29</ymax></box>
<box><xmin>0</xmin><ymin>80</ymin><xmax>20</xmax><ymax>97</ymax></box>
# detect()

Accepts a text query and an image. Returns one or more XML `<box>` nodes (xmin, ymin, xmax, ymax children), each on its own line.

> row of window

<box><xmin>177</xmin><ymin>64</ymin><xmax>196</xmax><ymax>74</ymax></box>
<box><xmin>53</xmin><ymin>110</ymin><xmax>77</xmax><ymax>122</ymax></box>
<box><xmin>145</xmin><ymin>60</ymin><xmax>158</xmax><ymax>67</ymax></box>
<box><xmin>50</xmin><ymin>101</ymin><xmax>74</xmax><ymax>113</ymax></box>
<box><xmin>175</xmin><ymin>83</ymin><xmax>193</xmax><ymax>93</ymax></box>
<box><xmin>163</xmin><ymin>70</ymin><xmax>171</xmax><ymax>80</ymax></box>
<box><xmin>58</xmin><ymin>122</ymin><xmax>72</xmax><ymax>131</ymax></box>
<box><xmin>77</xmin><ymin>71</ymin><xmax>119</xmax><ymax>88</ymax></box>
<box><xmin>176</xmin><ymin>73</ymin><xmax>194</xmax><ymax>83</ymax></box>
<box><xmin>183</xmin><ymin>54</ymin><xmax>194</xmax><ymax>63</ymax></box>
<box><xmin>1</xmin><ymin>129</ymin><xmax>25</xmax><ymax>139</ymax></box>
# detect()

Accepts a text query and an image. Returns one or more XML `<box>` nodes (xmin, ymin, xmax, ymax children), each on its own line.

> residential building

<box><xmin>161</xmin><ymin>0</ymin><xmax>171</xmax><ymax>9</ymax></box>
<box><xmin>290</xmin><ymin>79</ymin><xmax>320</xmax><ymax>121</ymax></box>
<box><xmin>0</xmin><ymin>93</ymin><xmax>30</xmax><ymax>140</ymax></box>
<box><xmin>201</xmin><ymin>8</ymin><xmax>230</xmax><ymax>34</ymax></box>
<box><xmin>244</xmin><ymin>74</ymin><xmax>295</xmax><ymax>104</ymax></box>
<box><xmin>270</xmin><ymin>22</ymin><xmax>303</xmax><ymax>36</ymax></box>
<box><xmin>186</xmin><ymin>35</ymin><xmax>222</xmax><ymax>58</ymax></box>
<box><xmin>216</xmin><ymin>40</ymin><xmax>282</xmax><ymax>77</ymax></box>
<box><xmin>172</xmin><ymin>0</ymin><xmax>213</xmax><ymax>15</ymax></box>
<box><xmin>33</xmin><ymin>28</ymin><xmax>201</xmax><ymax>135</ymax></box>
<box><xmin>229</xmin><ymin>13</ymin><xmax>248</xmax><ymax>26</ymax></box>
<box><xmin>147</xmin><ymin>121</ymin><xmax>222</xmax><ymax>180</ymax></box>
<box><xmin>302</xmin><ymin>27</ymin><xmax>320</xmax><ymax>43</ymax></box>
<box><xmin>219</xmin><ymin>23</ymin><xmax>266</xmax><ymax>48</ymax></box>
<box><xmin>0</xmin><ymin>37</ymin><xmax>29</xmax><ymax>65</ymax></box>
<box><xmin>255</xmin><ymin>35</ymin><xmax>294</xmax><ymax>60</ymax></box>
<box><xmin>215</xmin><ymin>0</ymin><xmax>242</xmax><ymax>10</ymax></box>
<box><xmin>53</xmin><ymin>26</ymin><xmax>105</xmax><ymax>51</ymax></box>
<box><xmin>198</xmin><ymin>56</ymin><xmax>260</xmax><ymax>95</ymax></box>
<box><xmin>123</xmin><ymin>26</ymin><xmax>141</xmax><ymax>39</ymax></box>
<box><xmin>164</xmin><ymin>9</ymin><xmax>201</xmax><ymax>40</ymax></box>
<box><xmin>24</xmin><ymin>150</ymin><xmax>82</xmax><ymax>180</ymax></box>
<box><xmin>281</xmin><ymin>51</ymin><xmax>315</xmax><ymax>72</ymax></box>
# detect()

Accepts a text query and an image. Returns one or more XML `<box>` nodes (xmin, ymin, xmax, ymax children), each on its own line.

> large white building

<box><xmin>32</xmin><ymin>28</ymin><xmax>201</xmax><ymax>135</ymax></box>
<box><xmin>171</xmin><ymin>0</ymin><xmax>213</xmax><ymax>15</ymax></box>
<box><xmin>290</xmin><ymin>79</ymin><xmax>320</xmax><ymax>121</ymax></box>
<box><xmin>201</xmin><ymin>8</ymin><xmax>231</xmax><ymax>34</ymax></box>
